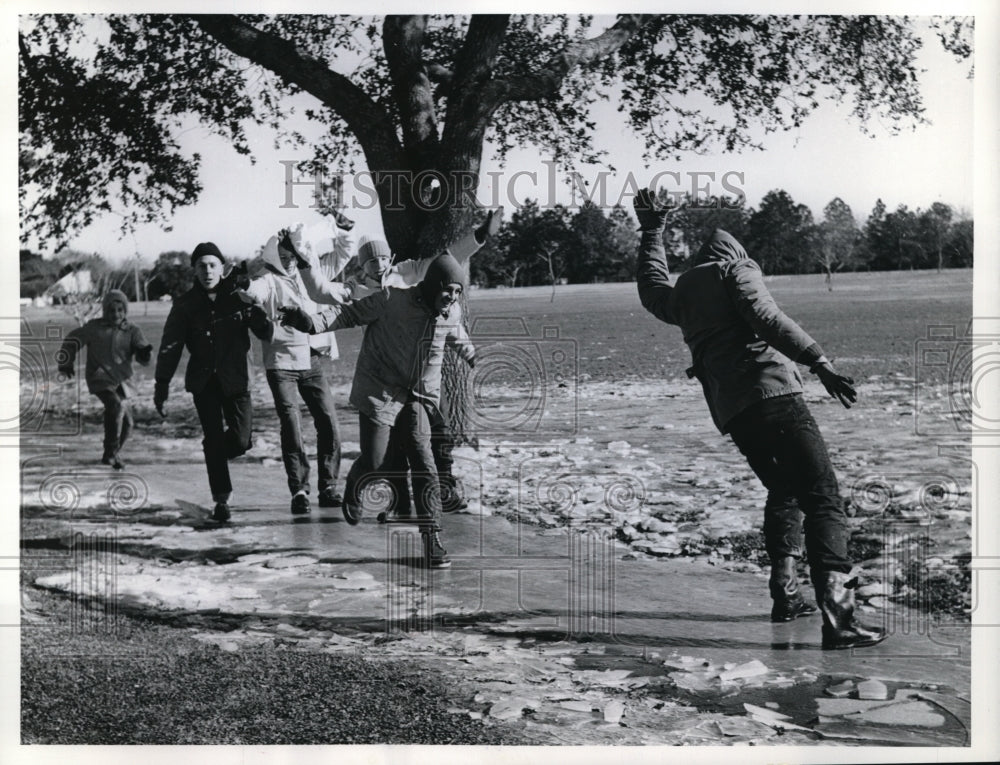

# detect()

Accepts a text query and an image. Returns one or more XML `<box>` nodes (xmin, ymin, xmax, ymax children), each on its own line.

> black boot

<box><xmin>816</xmin><ymin>571</ymin><xmax>888</xmax><ymax>650</ymax></box>
<box><xmin>769</xmin><ymin>556</ymin><xmax>817</xmax><ymax>622</ymax></box>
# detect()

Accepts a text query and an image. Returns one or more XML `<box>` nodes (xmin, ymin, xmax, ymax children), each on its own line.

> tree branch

<box><xmin>491</xmin><ymin>14</ymin><xmax>653</xmax><ymax>104</ymax></box>
<box><xmin>193</xmin><ymin>15</ymin><xmax>406</xmax><ymax>175</ymax></box>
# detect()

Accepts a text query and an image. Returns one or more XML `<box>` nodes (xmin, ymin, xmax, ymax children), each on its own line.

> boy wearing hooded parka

<box><xmin>633</xmin><ymin>187</ymin><xmax>886</xmax><ymax>651</ymax></box>
<box><xmin>58</xmin><ymin>289</ymin><xmax>153</xmax><ymax>470</ymax></box>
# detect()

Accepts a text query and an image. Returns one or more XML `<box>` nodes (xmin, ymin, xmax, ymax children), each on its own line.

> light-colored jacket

<box><xmin>244</xmin><ymin>240</ymin><xmax>353</xmax><ymax>371</ymax></box>
<box><xmin>310</xmin><ymin>288</ymin><xmax>476</xmax><ymax>425</ymax></box>
<box><xmin>301</xmin><ymin>231</ymin><xmax>481</xmax><ymax>301</ymax></box>
<box><xmin>637</xmin><ymin>228</ymin><xmax>825</xmax><ymax>433</ymax></box>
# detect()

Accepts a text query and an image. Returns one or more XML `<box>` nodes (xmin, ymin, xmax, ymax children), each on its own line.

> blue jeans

<box><xmin>346</xmin><ymin>400</ymin><xmax>442</xmax><ymax>528</ymax></box>
<box><xmin>726</xmin><ymin>393</ymin><xmax>851</xmax><ymax>579</ymax></box>
<box><xmin>265</xmin><ymin>355</ymin><xmax>341</xmax><ymax>496</ymax></box>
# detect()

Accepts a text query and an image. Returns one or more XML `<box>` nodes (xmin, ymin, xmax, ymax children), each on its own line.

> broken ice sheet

<box><xmin>715</xmin><ymin>716</ymin><xmax>775</xmax><ymax>738</ymax></box>
<box><xmin>603</xmin><ymin>700</ymin><xmax>626</xmax><ymax>724</ymax></box>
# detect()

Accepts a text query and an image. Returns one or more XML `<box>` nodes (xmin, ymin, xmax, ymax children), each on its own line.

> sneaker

<box><xmin>342</xmin><ymin>500</ymin><xmax>363</xmax><ymax>526</ymax></box>
<box><xmin>318</xmin><ymin>489</ymin><xmax>343</xmax><ymax>508</ymax></box>
<box><xmin>212</xmin><ymin>502</ymin><xmax>231</xmax><ymax>523</ymax></box>
<box><xmin>422</xmin><ymin>530</ymin><xmax>452</xmax><ymax>569</ymax></box>
<box><xmin>291</xmin><ymin>492</ymin><xmax>311</xmax><ymax>515</ymax></box>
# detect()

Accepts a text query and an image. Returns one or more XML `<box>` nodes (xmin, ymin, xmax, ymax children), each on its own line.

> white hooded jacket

<box><xmin>245</xmin><ymin>223</ymin><xmax>353</xmax><ymax>370</ymax></box>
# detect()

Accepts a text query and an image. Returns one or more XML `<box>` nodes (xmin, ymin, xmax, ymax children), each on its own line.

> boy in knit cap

<box><xmin>297</xmin><ymin>208</ymin><xmax>503</xmax><ymax>514</ymax></box>
<box><xmin>154</xmin><ymin>242</ymin><xmax>273</xmax><ymax>522</ymax></box>
<box><xmin>633</xmin><ymin>187</ymin><xmax>886</xmax><ymax>651</ymax></box>
<box><xmin>279</xmin><ymin>252</ymin><xmax>475</xmax><ymax>568</ymax></box>
<box><xmin>58</xmin><ymin>289</ymin><xmax>153</xmax><ymax>470</ymax></box>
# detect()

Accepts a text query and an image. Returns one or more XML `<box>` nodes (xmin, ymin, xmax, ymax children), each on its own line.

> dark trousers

<box><xmin>726</xmin><ymin>393</ymin><xmax>852</xmax><ymax>579</ymax></box>
<box><xmin>265</xmin><ymin>355</ymin><xmax>341</xmax><ymax>496</ymax></box>
<box><xmin>346</xmin><ymin>401</ymin><xmax>442</xmax><ymax>529</ymax></box>
<box><xmin>94</xmin><ymin>386</ymin><xmax>133</xmax><ymax>457</ymax></box>
<box><xmin>192</xmin><ymin>375</ymin><xmax>253</xmax><ymax>503</ymax></box>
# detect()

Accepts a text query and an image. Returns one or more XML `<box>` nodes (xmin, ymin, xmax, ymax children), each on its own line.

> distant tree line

<box><xmin>470</xmin><ymin>190</ymin><xmax>972</xmax><ymax>290</ymax></box>
<box><xmin>20</xmin><ymin>189</ymin><xmax>972</xmax><ymax>301</ymax></box>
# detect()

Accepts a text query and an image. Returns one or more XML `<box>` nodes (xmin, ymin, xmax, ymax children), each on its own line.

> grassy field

<box><xmin>21</xmin><ymin>268</ymin><xmax>972</xmax><ymax>387</ymax></box>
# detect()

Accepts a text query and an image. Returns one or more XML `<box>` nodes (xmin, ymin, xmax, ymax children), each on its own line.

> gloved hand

<box><xmin>331</xmin><ymin>208</ymin><xmax>355</xmax><ymax>232</ymax></box>
<box><xmin>278</xmin><ymin>228</ymin><xmax>312</xmax><ymax>271</ymax></box>
<box><xmin>633</xmin><ymin>188</ymin><xmax>670</xmax><ymax>233</ymax></box>
<box><xmin>135</xmin><ymin>344</ymin><xmax>153</xmax><ymax>365</ymax></box>
<box><xmin>476</xmin><ymin>207</ymin><xmax>504</xmax><ymax>243</ymax></box>
<box><xmin>225</xmin><ymin>260</ymin><xmax>252</xmax><ymax>290</ymax></box>
<box><xmin>153</xmin><ymin>381</ymin><xmax>169</xmax><ymax>418</ymax></box>
<box><xmin>468</xmin><ymin>356</ymin><xmax>476</xmax><ymax>370</ymax></box>
<box><xmin>57</xmin><ymin>365</ymin><xmax>74</xmax><ymax>380</ymax></box>
<box><xmin>814</xmin><ymin>362</ymin><xmax>857</xmax><ymax>408</ymax></box>
<box><xmin>278</xmin><ymin>306</ymin><xmax>315</xmax><ymax>334</ymax></box>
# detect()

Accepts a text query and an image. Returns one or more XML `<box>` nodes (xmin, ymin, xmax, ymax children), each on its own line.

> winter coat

<box><xmin>309</xmin><ymin>288</ymin><xmax>476</xmax><ymax>425</ymax></box>
<box><xmin>155</xmin><ymin>275</ymin><xmax>272</xmax><ymax>397</ymax></box>
<box><xmin>245</xmin><ymin>233</ymin><xmax>352</xmax><ymax>370</ymax></box>
<box><xmin>59</xmin><ymin>292</ymin><xmax>152</xmax><ymax>396</ymax></box>
<box><xmin>637</xmin><ymin>228</ymin><xmax>825</xmax><ymax>433</ymax></box>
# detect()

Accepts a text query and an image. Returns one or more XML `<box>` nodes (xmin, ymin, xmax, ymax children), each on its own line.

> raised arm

<box><xmin>633</xmin><ymin>188</ymin><xmax>675</xmax><ymax>325</ymax></box>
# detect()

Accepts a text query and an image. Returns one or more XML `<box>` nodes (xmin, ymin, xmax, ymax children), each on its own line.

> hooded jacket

<box><xmin>637</xmin><ymin>228</ymin><xmax>825</xmax><ymax>433</ymax></box>
<box><xmin>59</xmin><ymin>290</ymin><xmax>152</xmax><ymax>396</ymax></box>
<box><xmin>155</xmin><ymin>273</ymin><xmax>272</xmax><ymax>397</ymax></box>
<box><xmin>244</xmin><ymin>226</ymin><xmax>353</xmax><ymax>370</ymax></box>
<box><xmin>306</xmin><ymin>287</ymin><xmax>475</xmax><ymax>426</ymax></box>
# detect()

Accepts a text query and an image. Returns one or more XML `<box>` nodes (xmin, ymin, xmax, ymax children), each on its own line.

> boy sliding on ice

<box><xmin>242</xmin><ymin>223</ymin><xmax>353</xmax><ymax>516</ymax></box>
<box><xmin>633</xmin><ymin>187</ymin><xmax>886</xmax><ymax>651</ymax></box>
<box><xmin>297</xmin><ymin>208</ymin><xmax>502</xmax><ymax>514</ymax></box>
<box><xmin>279</xmin><ymin>253</ymin><xmax>475</xmax><ymax>569</ymax></box>
<box><xmin>58</xmin><ymin>289</ymin><xmax>153</xmax><ymax>470</ymax></box>
<box><xmin>154</xmin><ymin>242</ymin><xmax>274</xmax><ymax>523</ymax></box>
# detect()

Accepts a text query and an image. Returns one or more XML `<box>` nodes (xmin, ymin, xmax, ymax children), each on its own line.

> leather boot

<box><xmin>769</xmin><ymin>556</ymin><xmax>818</xmax><ymax>622</ymax></box>
<box><xmin>816</xmin><ymin>571</ymin><xmax>888</xmax><ymax>650</ymax></box>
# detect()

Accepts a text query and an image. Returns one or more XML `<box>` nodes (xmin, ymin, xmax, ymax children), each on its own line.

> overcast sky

<box><xmin>12</xmin><ymin>12</ymin><xmax>980</xmax><ymax>264</ymax></box>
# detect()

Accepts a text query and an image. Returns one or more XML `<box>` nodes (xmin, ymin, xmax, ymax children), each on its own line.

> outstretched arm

<box><xmin>280</xmin><ymin>289</ymin><xmax>389</xmax><ymax>334</ymax></box>
<box><xmin>726</xmin><ymin>261</ymin><xmax>857</xmax><ymax>408</ymax></box>
<box><xmin>633</xmin><ymin>188</ymin><xmax>676</xmax><ymax>324</ymax></box>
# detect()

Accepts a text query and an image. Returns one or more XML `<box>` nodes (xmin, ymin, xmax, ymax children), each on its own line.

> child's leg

<box><xmin>342</xmin><ymin>412</ymin><xmax>393</xmax><ymax>523</ymax></box>
<box><xmin>221</xmin><ymin>390</ymin><xmax>254</xmax><ymax>460</ymax></box>
<box><xmin>117</xmin><ymin>385</ymin><xmax>134</xmax><ymax>452</ymax></box>
<box><xmin>297</xmin><ymin>356</ymin><xmax>341</xmax><ymax>494</ymax></box>
<box><xmin>267</xmin><ymin>369</ymin><xmax>309</xmax><ymax>496</ymax></box>
<box><xmin>94</xmin><ymin>389</ymin><xmax>125</xmax><ymax>460</ymax></box>
<box><xmin>398</xmin><ymin>402</ymin><xmax>442</xmax><ymax>529</ymax></box>
<box><xmin>192</xmin><ymin>379</ymin><xmax>233</xmax><ymax>503</ymax></box>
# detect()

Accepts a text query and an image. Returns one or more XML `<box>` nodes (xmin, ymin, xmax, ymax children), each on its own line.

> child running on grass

<box><xmin>279</xmin><ymin>252</ymin><xmax>476</xmax><ymax>569</ymax></box>
<box><xmin>633</xmin><ymin>186</ymin><xmax>886</xmax><ymax>651</ymax></box>
<box><xmin>58</xmin><ymin>289</ymin><xmax>153</xmax><ymax>470</ymax></box>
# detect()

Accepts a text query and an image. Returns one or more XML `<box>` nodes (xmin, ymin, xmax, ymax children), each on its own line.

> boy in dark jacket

<box><xmin>633</xmin><ymin>187</ymin><xmax>886</xmax><ymax>651</ymax></box>
<box><xmin>154</xmin><ymin>242</ymin><xmax>273</xmax><ymax>522</ymax></box>
<box><xmin>58</xmin><ymin>289</ymin><xmax>153</xmax><ymax>470</ymax></box>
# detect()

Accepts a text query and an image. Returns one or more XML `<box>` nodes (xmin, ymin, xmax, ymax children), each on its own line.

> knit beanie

<box><xmin>357</xmin><ymin>236</ymin><xmax>391</xmax><ymax>268</ymax></box>
<box><xmin>418</xmin><ymin>253</ymin><xmax>467</xmax><ymax>305</ymax></box>
<box><xmin>191</xmin><ymin>242</ymin><xmax>225</xmax><ymax>267</ymax></box>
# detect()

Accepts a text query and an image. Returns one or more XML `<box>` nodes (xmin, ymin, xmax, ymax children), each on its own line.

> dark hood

<box><xmin>691</xmin><ymin>229</ymin><xmax>750</xmax><ymax>267</ymax></box>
